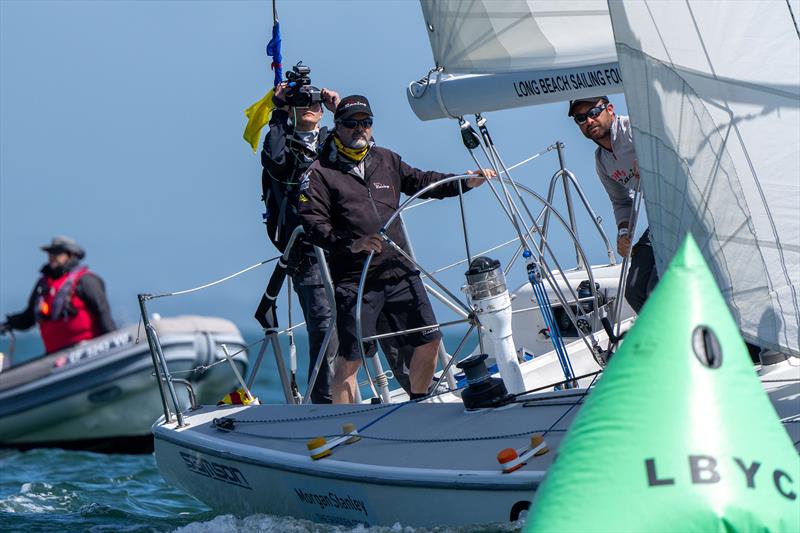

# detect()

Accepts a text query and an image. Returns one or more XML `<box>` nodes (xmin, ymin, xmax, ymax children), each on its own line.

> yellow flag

<box><xmin>243</xmin><ymin>88</ymin><xmax>276</xmax><ymax>152</ymax></box>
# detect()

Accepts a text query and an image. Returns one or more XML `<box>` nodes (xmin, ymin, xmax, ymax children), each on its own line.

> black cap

<box><xmin>335</xmin><ymin>95</ymin><xmax>373</xmax><ymax>121</ymax></box>
<box><xmin>567</xmin><ymin>96</ymin><xmax>609</xmax><ymax>117</ymax></box>
<box><xmin>40</xmin><ymin>235</ymin><xmax>85</xmax><ymax>259</ymax></box>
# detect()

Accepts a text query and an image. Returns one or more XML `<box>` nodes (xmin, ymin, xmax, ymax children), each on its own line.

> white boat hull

<box><xmin>154</xmin><ymin>400</ymin><xmax>564</xmax><ymax>528</ymax></box>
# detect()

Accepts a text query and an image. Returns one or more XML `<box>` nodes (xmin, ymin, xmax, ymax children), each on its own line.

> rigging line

<box><xmin>542</xmin><ymin>372</ymin><xmax>598</xmax><ymax>438</ymax></box>
<box><xmin>148</xmin><ymin>257</ymin><xmax>279</xmax><ymax>299</ymax></box>
<box><xmin>232</xmin><ymin>401</ymin><xmax>401</xmax><ymax>425</ymax></box>
<box><xmin>223</xmin><ymin>425</ymin><xmax>567</xmax><ymax>444</ymax></box>
<box><xmin>508</xmin><ymin>370</ymin><xmax>602</xmax><ymax>400</ymax></box>
<box><xmin>402</xmin><ymin>148</ymin><xmax>550</xmax><ymax>213</ymax></box>
<box><xmin>519</xmin><ymin>391</ymin><xmax>594</xmax><ymax>403</ymax></box>
<box><xmin>787</xmin><ymin>0</ymin><xmax>800</xmax><ymax>39</ymax></box>
<box><xmin>530</xmin><ymin>273</ymin><xmax>574</xmax><ymax>380</ymax></box>
<box><xmin>410</xmin><ymin>66</ymin><xmax>441</xmax><ymax>100</ymax></box>
<box><xmin>430</xmin><ymin>323</ymin><xmax>477</xmax><ymax>396</ymax></box>
<box><xmin>502</xmin><ymin>146</ymin><xmax>555</xmax><ymax>174</ymax></box>
<box><xmin>424</xmin><ymin>237</ymin><xmax>519</xmax><ymax>277</ymax></box>
<box><xmin>357</xmin><ymin>402</ymin><xmax>410</xmax><ymax>434</ymax></box>
<box><xmin>479</xmin><ymin>129</ymin><xmax>600</xmax><ymax>352</ymax></box>
<box><xmin>166</xmin><ymin>335</ymin><xmax>266</xmax><ymax>376</ymax></box>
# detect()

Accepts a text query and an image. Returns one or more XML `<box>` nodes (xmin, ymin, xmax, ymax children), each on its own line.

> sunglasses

<box><xmin>573</xmin><ymin>103</ymin><xmax>608</xmax><ymax>125</ymax></box>
<box><xmin>337</xmin><ymin>118</ymin><xmax>373</xmax><ymax>129</ymax></box>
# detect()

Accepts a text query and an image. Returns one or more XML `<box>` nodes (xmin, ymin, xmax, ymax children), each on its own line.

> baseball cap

<box><xmin>567</xmin><ymin>96</ymin><xmax>609</xmax><ymax>117</ymax></box>
<box><xmin>335</xmin><ymin>95</ymin><xmax>373</xmax><ymax>121</ymax></box>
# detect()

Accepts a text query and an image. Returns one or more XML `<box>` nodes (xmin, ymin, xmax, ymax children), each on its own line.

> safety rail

<box><xmin>460</xmin><ymin>118</ymin><xmax>623</xmax><ymax>367</ymax></box>
<box><xmin>138</xmin><ymin>256</ymin><xmax>279</xmax><ymax>426</ymax></box>
<box><xmin>139</xmin><ymin>137</ymin><xmax>628</xmax><ymax>421</ymax></box>
<box><xmin>351</xmin><ymin>131</ymin><xmax>626</xmax><ymax>401</ymax></box>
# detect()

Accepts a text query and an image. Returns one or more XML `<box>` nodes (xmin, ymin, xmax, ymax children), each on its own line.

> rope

<box><xmin>787</xmin><ymin>0</ymin><xmax>800</xmax><ymax>39</ymax></box>
<box><xmin>541</xmin><ymin>373</ymin><xmax>598</xmax><ymax>438</ymax></box>
<box><xmin>527</xmin><ymin>257</ymin><xmax>575</xmax><ymax>382</ymax></box>
<box><xmin>166</xmin><ymin>336</ymin><xmax>264</xmax><ymax>376</ymax></box>
<box><xmin>232</xmin><ymin>401</ymin><xmax>403</xmax><ymax>425</ymax></box>
<box><xmin>220</xmin><ymin>424</ymin><xmax>567</xmax><ymax>444</ymax></box>
<box><xmin>409</xmin><ymin>66</ymin><xmax>441</xmax><ymax>100</ymax></box>
<box><xmin>357</xmin><ymin>402</ymin><xmax>409</xmax><ymax>434</ymax></box>
<box><xmin>508</xmin><ymin>370</ymin><xmax>602</xmax><ymax>401</ymax></box>
<box><xmin>147</xmin><ymin>257</ymin><xmax>279</xmax><ymax>300</ymax></box>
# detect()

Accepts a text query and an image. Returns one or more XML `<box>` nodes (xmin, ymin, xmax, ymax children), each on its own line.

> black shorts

<box><xmin>335</xmin><ymin>274</ymin><xmax>442</xmax><ymax>361</ymax></box>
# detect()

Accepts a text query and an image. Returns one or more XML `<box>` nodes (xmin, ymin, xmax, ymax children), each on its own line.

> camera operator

<box><xmin>260</xmin><ymin>78</ymin><xmax>340</xmax><ymax>404</ymax></box>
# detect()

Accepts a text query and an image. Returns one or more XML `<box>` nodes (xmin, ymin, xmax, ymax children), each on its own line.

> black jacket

<box><xmin>299</xmin><ymin>137</ymin><xmax>471</xmax><ymax>286</ymax></box>
<box><xmin>5</xmin><ymin>259</ymin><xmax>117</xmax><ymax>334</ymax></box>
<box><xmin>261</xmin><ymin>108</ymin><xmax>327</xmax><ymax>256</ymax></box>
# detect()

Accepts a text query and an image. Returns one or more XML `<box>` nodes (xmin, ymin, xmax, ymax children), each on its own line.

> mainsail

<box><xmin>407</xmin><ymin>0</ymin><xmax>800</xmax><ymax>357</ymax></box>
<box><xmin>407</xmin><ymin>0</ymin><xmax>623</xmax><ymax>120</ymax></box>
<box><xmin>607</xmin><ymin>0</ymin><xmax>800</xmax><ymax>356</ymax></box>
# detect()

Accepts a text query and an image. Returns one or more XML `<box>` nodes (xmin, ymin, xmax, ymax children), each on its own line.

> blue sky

<box><xmin>1</xmin><ymin>1</ymin><xmax>628</xmax><ymax>345</ymax></box>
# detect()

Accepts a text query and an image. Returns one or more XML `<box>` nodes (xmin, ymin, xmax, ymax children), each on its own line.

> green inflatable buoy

<box><xmin>525</xmin><ymin>235</ymin><xmax>799</xmax><ymax>532</ymax></box>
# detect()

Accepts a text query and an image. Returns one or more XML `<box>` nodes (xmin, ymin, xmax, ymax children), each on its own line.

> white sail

<box><xmin>407</xmin><ymin>0</ymin><xmax>622</xmax><ymax>120</ymax></box>
<box><xmin>607</xmin><ymin>0</ymin><xmax>800</xmax><ymax>355</ymax></box>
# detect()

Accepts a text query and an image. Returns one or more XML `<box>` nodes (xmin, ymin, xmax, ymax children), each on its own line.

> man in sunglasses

<box><xmin>568</xmin><ymin>96</ymin><xmax>657</xmax><ymax>314</ymax></box>
<box><xmin>1</xmin><ymin>236</ymin><xmax>116</xmax><ymax>356</ymax></box>
<box><xmin>299</xmin><ymin>95</ymin><xmax>495</xmax><ymax>403</ymax></box>
<box><xmin>259</xmin><ymin>81</ymin><xmax>341</xmax><ymax>403</ymax></box>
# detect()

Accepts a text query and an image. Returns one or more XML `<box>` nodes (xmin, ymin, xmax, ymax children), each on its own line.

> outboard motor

<box><xmin>464</xmin><ymin>257</ymin><xmax>525</xmax><ymax>394</ymax></box>
<box><xmin>456</xmin><ymin>353</ymin><xmax>510</xmax><ymax>410</ymax></box>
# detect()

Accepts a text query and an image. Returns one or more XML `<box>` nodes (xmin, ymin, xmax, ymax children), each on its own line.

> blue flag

<box><xmin>266</xmin><ymin>21</ymin><xmax>282</xmax><ymax>87</ymax></box>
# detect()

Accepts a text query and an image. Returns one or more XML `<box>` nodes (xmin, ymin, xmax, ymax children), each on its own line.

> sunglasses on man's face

<box><xmin>574</xmin><ymin>103</ymin><xmax>608</xmax><ymax>125</ymax></box>
<box><xmin>338</xmin><ymin>118</ymin><xmax>373</xmax><ymax>129</ymax></box>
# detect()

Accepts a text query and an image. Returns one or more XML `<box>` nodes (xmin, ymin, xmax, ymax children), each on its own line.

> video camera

<box><xmin>285</xmin><ymin>62</ymin><xmax>322</xmax><ymax>108</ymax></box>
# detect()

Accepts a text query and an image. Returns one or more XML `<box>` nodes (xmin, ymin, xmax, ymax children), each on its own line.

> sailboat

<box><xmin>149</xmin><ymin>0</ymin><xmax>799</xmax><ymax>528</ymax></box>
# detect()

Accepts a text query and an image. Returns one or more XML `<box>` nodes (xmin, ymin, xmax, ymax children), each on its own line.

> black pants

<box><xmin>291</xmin><ymin>258</ymin><xmax>337</xmax><ymax>404</ymax></box>
<box><xmin>625</xmin><ymin>228</ymin><xmax>659</xmax><ymax>314</ymax></box>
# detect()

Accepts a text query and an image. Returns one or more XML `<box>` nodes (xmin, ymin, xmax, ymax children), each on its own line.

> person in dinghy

<box><xmin>299</xmin><ymin>95</ymin><xmax>495</xmax><ymax>403</ymax></box>
<box><xmin>1</xmin><ymin>236</ymin><xmax>116</xmax><ymax>355</ymax></box>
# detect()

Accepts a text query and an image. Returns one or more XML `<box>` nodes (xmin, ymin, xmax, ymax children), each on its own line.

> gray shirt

<box><xmin>595</xmin><ymin>115</ymin><xmax>640</xmax><ymax>226</ymax></box>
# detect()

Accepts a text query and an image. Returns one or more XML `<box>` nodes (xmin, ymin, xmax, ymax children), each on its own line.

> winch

<box><xmin>456</xmin><ymin>353</ymin><xmax>510</xmax><ymax>409</ymax></box>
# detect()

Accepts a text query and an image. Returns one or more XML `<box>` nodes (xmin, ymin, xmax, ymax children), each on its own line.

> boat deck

<box><xmin>159</xmin><ymin>391</ymin><xmax>584</xmax><ymax>479</ymax></box>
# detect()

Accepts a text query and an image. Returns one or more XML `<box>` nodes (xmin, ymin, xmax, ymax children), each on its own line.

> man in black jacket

<box><xmin>1</xmin><ymin>236</ymin><xmax>116</xmax><ymax>355</ymax></box>
<box><xmin>299</xmin><ymin>95</ymin><xmax>494</xmax><ymax>403</ymax></box>
<box><xmin>261</xmin><ymin>82</ymin><xmax>341</xmax><ymax>403</ymax></box>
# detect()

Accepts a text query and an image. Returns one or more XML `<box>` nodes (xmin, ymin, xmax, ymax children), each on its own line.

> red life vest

<box><xmin>36</xmin><ymin>266</ymin><xmax>102</xmax><ymax>353</ymax></box>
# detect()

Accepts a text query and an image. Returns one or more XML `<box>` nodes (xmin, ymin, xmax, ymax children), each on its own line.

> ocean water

<box><xmin>0</xmin><ymin>327</ymin><xmax>518</xmax><ymax>533</ymax></box>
